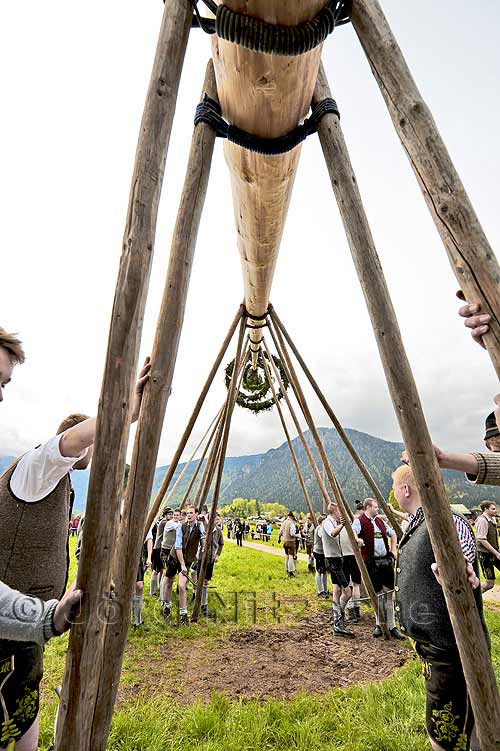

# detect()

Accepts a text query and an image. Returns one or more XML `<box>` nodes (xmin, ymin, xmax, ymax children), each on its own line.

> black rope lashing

<box><xmin>188</xmin><ymin>0</ymin><xmax>352</xmax><ymax>55</ymax></box>
<box><xmin>246</xmin><ymin>322</ymin><xmax>268</xmax><ymax>330</ymax></box>
<box><xmin>243</xmin><ymin>309</ymin><xmax>268</xmax><ymax>321</ymax></box>
<box><xmin>195</xmin><ymin>95</ymin><xmax>340</xmax><ymax>156</ymax></box>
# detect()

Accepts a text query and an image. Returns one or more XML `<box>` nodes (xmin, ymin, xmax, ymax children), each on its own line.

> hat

<box><xmin>485</xmin><ymin>412</ymin><xmax>500</xmax><ymax>441</ymax></box>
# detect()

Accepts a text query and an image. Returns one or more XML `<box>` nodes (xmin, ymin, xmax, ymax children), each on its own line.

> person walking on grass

<box><xmin>322</xmin><ymin>504</ymin><xmax>354</xmax><ymax>638</ymax></box>
<box><xmin>352</xmin><ymin>499</ymin><xmax>404</xmax><ymax>641</ymax></box>
<box><xmin>304</xmin><ymin>515</ymin><xmax>315</xmax><ymax>573</ymax></box>
<box><xmin>200</xmin><ymin>514</ymin><xmax>224</xmax><ymax>618</ymax></box>
<box><xmin>278</xmin><ymin>512</ymin><xmax>299</xmax><ymax>578</ymax></box>
<box><xmin>234</xmin><ymin>519</ymin><xmax>244</xmax><ymax>547</ymax></box>
<box><xmin>338</xmin><ymin>523</ymin><xmax>362</xmax><ymax>625</ymax></box>
<box><xmin>150</xmin><ymin>508</ymin><xmax>171</xmax><ymax>597</ymax></box>
<box><xmin>313</xmin><ymin>513</ymin><xmax>328</xmax><ymax>598</ymax></box>
<box><xmin>472</xmin><ymin>500</ymin><xmax>500</xmax><ymax>594</ymax></box>
<box><xmin>162</xmin><ymin>505</ymin><xmax>204</xmax><ymax>625</ymax></box>
<box><xmin>392</xmin><ymin>464</ymin><xmax>486</xmax><ymax>751</ymax></box>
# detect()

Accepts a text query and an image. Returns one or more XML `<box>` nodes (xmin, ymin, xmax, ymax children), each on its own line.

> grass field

<box><xmin>37</xmin><ymin>537</ymin><xmax>500</xmax><ymax>750</ymax></box>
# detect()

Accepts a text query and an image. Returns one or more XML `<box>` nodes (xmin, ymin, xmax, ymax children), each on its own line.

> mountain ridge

<box><xmin>1</xmin><ymin>427</ymin><xmax>496</xmax><ymax>514</ymax></box>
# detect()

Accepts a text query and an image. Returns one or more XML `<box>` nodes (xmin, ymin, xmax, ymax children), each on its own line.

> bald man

<box><xmin>392</xmin><ymin>464</ymin><xmax>488</xmax><ymax>751</ymax></box>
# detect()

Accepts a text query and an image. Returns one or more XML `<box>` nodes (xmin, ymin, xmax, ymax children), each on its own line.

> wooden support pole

<box><xmin>351</xmin><ymin>1</ymin><xmax>500</xmax><ymax>377</ymax></box>
<box><xmin>144</xmin><ymin>304</ymin><xmax>243</xmax><ymax>534</ymax></box>
<box><xmin>314</xmin><ymin>63</ymin><xmax>500</xmax><ymax>746</ymax></box>
<box><xmin>193</xmin><ymin>348</ymin><xmax>249</xmax><ymax>509</ymax></box>
<box><xmin>260</xmin><ymin>345</ymin><xmax>317</xmax><ymax>526</ymax></box>
<box><xmin>179</xmin><ymin>407</ymin><xmax>225</xmax><ymax>510</ymax></box>
<box><xmin>55</xmin><ymin>5</ymin><xmax>192</xmax><ymax>749</ymax></box>
<box><xmin>159</xmin><ymin>407</ymin><xmax>222</xmax><ymax>513</ymax></box>
<box><xmin>265</xmin><ymin>328</ymin><xmax>387</xmax><ymax>636</ymax></box>
<box><xmin>191</xmin><ymin>315</ymin><xmax>247</xmax><ymax>622</ymax></box>
<box><xmin>268</xmin><ymin>304</ymin><xmax>403</xmax><ymax>538</ymax></box>
<box><xmin>262</xmin><ymin>337</ymin><xmax>332</xmax><ymax>511</ymax></box>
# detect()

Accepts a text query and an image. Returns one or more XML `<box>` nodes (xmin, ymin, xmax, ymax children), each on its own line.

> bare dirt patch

<box><xmin>120</xmin><ymin>610</ymin><xmax>409</xmax><ymax>705</ymax></box>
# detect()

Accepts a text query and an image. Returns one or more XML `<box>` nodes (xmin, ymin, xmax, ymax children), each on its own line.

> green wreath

<box><xmin>225</xmin><ymin>350</ymin><xmax>289</xmax><ymax>413</ymax></box>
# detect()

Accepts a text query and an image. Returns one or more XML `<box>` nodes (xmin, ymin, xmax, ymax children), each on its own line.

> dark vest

<box><xmin>0</xmin><ymin>458</ymin><xmax>74</xmax><ymax>601</ymax></box>
<box><xmin>395</xmin><ymin>512</ymin><xmax>488</xmax><ymax>650</ymax></box>
<box><xmin>358</xmin><ymin>513</ymin><xmax>389</xmax><ymax>562</ymax></box>
<box><xmin>477</xmin><ymin>514</ymin><xmax>499</xmax><ymax>553</ymax></box>
<box><xmin>174</xmin><ymin>522</ymin><xmax>202</xmax><ymax>567</ymax></box>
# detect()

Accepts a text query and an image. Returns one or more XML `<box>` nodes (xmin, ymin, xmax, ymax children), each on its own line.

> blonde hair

<box><xmin>56</xmin><ymin>413</ymin><xmax>90</xmax><ymax>435</ymax></box>
<box><xmin>392</xmin><ymin>464</ymin><xmax>415</xmax><ymax>487</ymax></box>
<box><xmin>0</xmin><ymin>328</ymin><xmax>25</xmax><ymax>365</ymax></box>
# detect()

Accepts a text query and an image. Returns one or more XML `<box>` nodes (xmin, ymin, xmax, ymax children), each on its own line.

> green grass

<box><xmin>36</xmin><ymin>538</ymin><xmax>500</xmax><ymax>750</ymax></box>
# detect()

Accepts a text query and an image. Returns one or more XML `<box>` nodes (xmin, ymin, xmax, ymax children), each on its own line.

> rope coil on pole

<box><xmin>194</xmin><ymin>95</ymin><xmax>340</xmax><ymax>156</ymax></box>
<box><xmin>189</xmin><ymin>0</ymin><xmax>352</xmax><ymax>55</ymax></box>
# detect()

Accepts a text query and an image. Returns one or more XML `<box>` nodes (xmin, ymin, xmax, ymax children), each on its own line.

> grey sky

<box><xmin>1</xmin><ymin>1</ymin><xmax>499</xmax><ymax>466</ymax></box>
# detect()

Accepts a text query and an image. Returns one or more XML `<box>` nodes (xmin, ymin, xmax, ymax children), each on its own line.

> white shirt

<box><xmin>353</xmin><ymin>515</ymin><xmax>395</xmax><ymax>558</ymax></box>
<box><xmin>10</xmin><ymin>435</ymin><xmax>87</xmax><ymax>503</ymax></box>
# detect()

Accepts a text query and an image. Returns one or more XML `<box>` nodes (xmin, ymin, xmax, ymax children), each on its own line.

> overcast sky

<box><xmin>1</xmin><ymin>1</ymin><xmax>499</xmax><ymax>467</ymax></box>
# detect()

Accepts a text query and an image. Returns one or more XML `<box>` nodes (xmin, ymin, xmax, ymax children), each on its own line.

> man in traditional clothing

<box><xmin>278</xmin><ymin>512</ymin><xmax>299</xmax><ymax>578</ymax></box>
<box><xmin>200</xmin><ymin>513</ymin><xmax>224</xmax><ymax>618</ymax></box>
<box><xmin>322</xmin><ymin>503</ymin><xmax>354</xmax><ymax>638</ymax></box>
<box><xmin>313</xmin><ymin>513</ymin><xmax>328</xmax><ymax>598</ymax></box>
<box><xmin>0</xmin><ymin>358</ymin><xmax>150</xmax><ymax>751</ymax></box>
<box><xmin>150</xmin><ymin>508</ymin><xmax>171</xmax><ymax>597</ymax></box>
<box><xmin>392</xmin><ymin>463</ymin><xmax>486</xmax><ymax>751</ymax></box>
<box><xmin>163</xmin><ymin>505</ymin><xmax>205</xmax><ymax>625</ymax></box>
<box><xmin>474</xmin><ymin>500</ymin><xmax>500</xmax><ymax>593</ymax></box>
<box><xmin>352</xmin><ymin>499</ymin><xmax>404</xmax><ymax>640</ymax></box>
<box><xmin>304</xmin><ymin>516</ymin><xmax>315</xmax><ymax>573</ymax></box>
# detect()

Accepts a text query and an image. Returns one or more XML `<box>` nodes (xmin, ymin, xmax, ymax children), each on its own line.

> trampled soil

<box><xmin>120</xmin><ymin>610</ymin><xmax>409</xmax><ymax>705</ymax></box>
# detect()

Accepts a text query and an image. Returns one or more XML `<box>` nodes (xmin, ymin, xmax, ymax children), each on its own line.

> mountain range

<box><xmin>2</xmin><ymin>427</ymin><xmax>497</xmax><ymax>514</ymax></box>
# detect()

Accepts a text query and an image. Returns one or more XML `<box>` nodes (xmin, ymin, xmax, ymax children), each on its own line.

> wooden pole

<box><xmin>264</xmin><ymin>330</ymin><xmax>387</xmax><ymax>636</ymax></box>
<box><xmin>191</xmin><ymin>315</ymin><xmax>247</xmax><ymax>622</ymax></box>
<box><xmin>260</xmin><ymin>346</ymin><xmax>317</xmax><ymax>526</ymax></box>
<box><xmin>351</xmin><ymin>0</ymin><xmax>500</xmax><ymax>378</ymax></box>
<box><xmin>269</xmin><ymin>304</ymin><xmax>403</xmax><ymax>538</ymax></box>
<box><xmin>159</xmin><ymin>407</ymin><xmax>223</xmax><ymax>514</ymax></box>
<box><xmin>179</xmin><ymin>407</ymin><xmax>225</xmax><ymax>510</ymax></box>
<box><xmin>314</xmin><ymin>63</ymin><xmax>500</xmax><ymax>746</ymax></box>
<box><xmin>55</xmin><ymin>5</ymin><xmax>192</xmax><ymax>749</ymax></box>
<box><xmin>261</xmin><ymin>338</ymin><xmax>332</xmax><ymax>511</ymax></box>
<box><xmin>193</xmin><ymin>347</ymin><xmax>249</xmax><ymax>509</ymax></box>
<box><xmin>144</xmin><ymin>304</ymin><xmax>243</xmax><ymax>534</ymax></box>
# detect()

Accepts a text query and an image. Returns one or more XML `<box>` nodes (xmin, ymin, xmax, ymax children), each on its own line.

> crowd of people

<box><xmin>0</xmin><ymin>295</ymin><xmax>499</xmax><ymax>750</ymax></box>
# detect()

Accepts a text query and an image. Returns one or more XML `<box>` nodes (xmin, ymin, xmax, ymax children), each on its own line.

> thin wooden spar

<box><xmin>263</xmin><ymin>335</ymin><xmax>388</xmax><ymax>636</ymax></box>
<box><xmin>179</xmin><ymin>407</ymin><xmax>225</xmax><ymax>510</ymax></box>
<box><xmin>268</xmin><ymin>304</ymin><xmax>403</xmax><ymax>538</ymax></box>
<box><xmin>191</xmin><ymin>314</ymin><xmax>248</xmax><ymax>622</ymax></box>
<box><xmin>55</xmin><ymin>3</ymin><xmax>192</xmax><ymax>748</ymax></box>
<box><xmin>314</xmin><ymin>62</ymin><xmax>500</xmax><ymax>747</ymax></box>
<box><xmin>260</xmin><ymin>347</ymin><xmax>317</xmax><ymax>527</ymax></box>
<box><xmin>144</xmin><ymin>304</ymin><xmax>244</xmax><ymax>534</ymax></box>
<box><xmin>158</xmin><ymin>407</ymin><xmax>223</xmax><ymax>514</ymax></box>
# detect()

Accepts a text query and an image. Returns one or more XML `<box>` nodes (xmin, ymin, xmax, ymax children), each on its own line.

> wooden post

<box><xmin>55</xmin><ymin>5</ymin><xmax>192</xmax><ymax>749</ymax></box>
<box><xmin>351</xmin><ymin>1</ymin><xmax>500</xmax><ymax>378</ymax></box>
<box><xmin>193</xmin><ymin>347</ymin><xmax>249</xmax><ymax>509</ymax></box>
<box><xmin>158</xmin><ymin>407</ymin><xmax>223</xmax><ymax>514</ymax></box>
<box><xmin>191</xmin><ymin>315</ymin><xmax>247</xmax><ymax>622</ymax></box>
<box><xmin>212</xmin><ymin>1</ymin><xmax>326</xmax><ymax>365</ymax></box>
<box><xmin>179</xmin><ymin>407</ymin><xmax>225</xmax><ymax>510</ymax></box>
<box><xmin>269</xmin><ymin>304</ymin><xmax>403</xmax><ymax>538</ymax></box>
<box><xmin>144</xmin><ymin>305</ymin><xmax>243</xmax><ymax>534</ymax></box>
<box><xmin>314</xmin><ymin>63</ymin><xmax>500</xmax><ymax>746</ymax></box>
<box><xmin>261</xmin><ymin>338</ymin><xmax>332</xmax><ymax>511</ymax></box>
<box><xmin>264</xmin><ymin>331</ymin><xmax>388</xmax><ymax>636</ymax></box>
<box><xmin>260</xmin><ymin>346</ymin><xmax>317</xmax><ymax>526</ymax></box>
